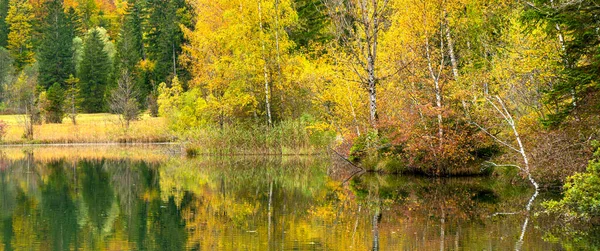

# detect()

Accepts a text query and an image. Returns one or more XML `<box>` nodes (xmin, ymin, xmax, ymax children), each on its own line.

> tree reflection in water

<box><xmin>0</xmin><ymin>148</ymin><xmax>595</xmax><ymax>250</ymax></box>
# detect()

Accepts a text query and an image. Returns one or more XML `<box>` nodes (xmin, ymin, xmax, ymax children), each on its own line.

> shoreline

<box><xmin>0</xmin><ymin>141</ymin><xmax>179</xmax><ymax>147</ymax></box>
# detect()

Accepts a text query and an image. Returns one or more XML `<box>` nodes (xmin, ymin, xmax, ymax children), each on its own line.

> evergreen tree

<box><xmin>0</xmin><ymin>47</ymin><xmax>11</xmax><ymax>86</ymax></box>
<box><xmin>6</xmin><ymin>0</ymin><xmax>34</xmax><ymax>71</ymax></box>
<box><xmin>78</xmin><ymin>28</ymin><xmax>111</xmax><ymax>113</ymax></box>
<box><xmin>524</xmin><ymin>1</ymin><xmax>600</xmax><ymax>126</ymax></box>
<box><xmin>66</xmin><ymin>7</ymin><xmax>84</xmax><ymax>38</ymax></box>
<box><xmin>0</xmin><ymin>0</ymin><xmax>8</xmax><ymax>48</ymax></box>
<box><xmin>44</xmin><ymin>82</ymin><xmax>65</xmax><ymax>123</ymax></box>
<box><xmin>117</xmin><ymin>0</ymin><xmax>144</xmax><ymax>72</ymax></box>
<box><xmin>145</xmin><ymin>0</ymin><xmax>190</xmax><ymax>85</ymax></box>
<box><xmin>0</xmin><ymin>47</ymin><xmax>13</xmax><ymax>104</ymax></box>
<box><xmin>37</xmin><ymin>0</ymin><xmax>75</xmax><ymax>90</ymax></box>
<box><xmin>115</xmin><ymin>0</ymin><xmax>148</xmax><ymax>107</ymax></box>
<box><xmin>290</xmin><ymin>0</ymin><xmax>332</xmax><ymax>51</ymax></box>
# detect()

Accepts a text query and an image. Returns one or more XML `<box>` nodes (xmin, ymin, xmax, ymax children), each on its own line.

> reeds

<box><xmin>0</xmin><ymin>113</ymin><xmax>172</xmax><ymax>144</ymax></box>
<box><xmin>182</xmin><ymin>119</ymin><xmax>335</xmax><ymax>156</ymax></box>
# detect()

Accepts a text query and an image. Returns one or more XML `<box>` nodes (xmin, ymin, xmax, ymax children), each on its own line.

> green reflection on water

<box><xmin>0</xmin><ymin>147</ymin><xmax>596</xmax><ymax>250</ymax></box>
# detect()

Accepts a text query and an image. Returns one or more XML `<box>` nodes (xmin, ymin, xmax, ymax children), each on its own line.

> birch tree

<box><xmin>181</xmin><ymin>0</ymin><xmax>297</xmax><ymax>127</ymax></box>
<box><xmin>467</xmin><ymin>95</ymin><xmax>539</xmax><ymax>251</ymax></box>
<box><xmin>258</xmin><ymin>0</ymin><xmax>273</xmax><ymax>126</ymax></box>
<box><xmin>323</xmin><ymin>0</ymin><xmax>391</xmax><ymax>129</ymax></box>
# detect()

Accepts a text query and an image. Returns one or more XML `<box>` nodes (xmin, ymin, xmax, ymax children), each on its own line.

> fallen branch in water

<box><xmin>341</xmin><ymin>169</ymin><xmax>365</xmax><ymax>185</ymax></box>
<box><xmin>490</xmin><ymin>212</ymin><xmax>520</xmax><ymax>217</ymax></box>
<box><xmin>329</xmin><ymin>147</ymin><xmax>364</xmax><ymax>171</ymax></box>
<box><xmin>468</xmin><ymin>95</ymin><xmax>539</xmax><ymax>251</ymax></box>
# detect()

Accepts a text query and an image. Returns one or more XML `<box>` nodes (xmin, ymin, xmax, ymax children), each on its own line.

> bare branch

<box><xmin>470</xmin><ymin>121</ymin><xmax>521</xmax><ymax>153</ymax></box>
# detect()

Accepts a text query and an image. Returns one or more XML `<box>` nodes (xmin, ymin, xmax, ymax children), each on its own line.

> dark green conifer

<box><xmin>524</xmin><ymin>1</ymin><xmax>600</xmax><ymax>126</ymax></box>
<box><xmin>0</xmin><ymin>0</ymin><xmax>8</xmax><ymax>48</ymax></box>
<box><xmin>38</xmin><ymin>0</ymin><xmax>75</xmax><ymax>90</ymax></box>
<box><xmin>145</xmin><ymin>0</ymin><xmax>190</xmax><ymax>85</ymax></box>
<box><xmin>78</xmin><ymin>28</ymin><xmax>111</xmax><ymax>113</ymax></box>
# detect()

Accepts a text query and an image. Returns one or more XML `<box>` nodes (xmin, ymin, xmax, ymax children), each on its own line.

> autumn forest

<box><xmin>1</xmin><ymin>0</ymin><xmax>600</xmax><ymax>248</ymax></box>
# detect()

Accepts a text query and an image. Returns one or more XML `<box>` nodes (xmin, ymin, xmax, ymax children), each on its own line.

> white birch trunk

<box><xmin>446</xmin><ymin>24</ymin><xmax>459</xmax><ymax>80</ymax></box>
<box><xmin>425</xmin><ymin>36</ymin><xmax>444</xmax><ymax>150</ymax></box>
<box><xmin>258</xmin><ymin>0</ymin><xmax>272</xmax><ymax>126</ymax></box>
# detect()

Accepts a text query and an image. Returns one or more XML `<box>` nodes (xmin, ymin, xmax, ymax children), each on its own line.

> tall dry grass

<box><xmin>0</xmin><ymin>113</ymin><xmax>173</xmax><ymax>144</ymax></box>
<box><xmin>181</xmin><ymin>120</ymin><xmax>335</xmax><ymax>156</ymax></box>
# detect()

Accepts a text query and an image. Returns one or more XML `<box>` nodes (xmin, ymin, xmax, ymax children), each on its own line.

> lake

<box><xmin>0</xmin><ymin>145</ymin><xmax>595</xmax><ymax>250</ymax></box>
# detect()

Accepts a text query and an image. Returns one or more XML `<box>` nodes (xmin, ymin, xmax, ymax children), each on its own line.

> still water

<box><xmin>0</xmin><ymin>146</ymin><xmax>596</xmax><ymax>250</ymax></box>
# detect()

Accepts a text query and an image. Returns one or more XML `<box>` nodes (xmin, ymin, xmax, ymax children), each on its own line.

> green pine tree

<box><xmin>145</xmin><ymin>0</ymin><xmax>191</xmax><ymax>86</ymax></box>
<box><xmin>290</xmin><ymin>0</ymin><xmax>332</xmax><ymax>51</ymax></box>
<box><xmin>37</xmin><ymin>0</ymin><xmax>75</xmax><ymax>90</ymax></box>
<box><xmin>44</xmin><ymin>82</ymin><xmax>65</xmax><ymax>123</ymax></box>
<box><xmin>115</xmin><ymin>0</ymin><xmax>149</xmax><ymax>108</ymax></box>
<box><xmin>64</xmin><ymin>74</ymin><xmax>81</xmax><ymax>125</ymax></box>
<box><xmin>524</xmin><ymin>0</ymin><xmax>600</xmax><ymax>126</ymax></box>
<box><xmin>66</xmin><ymin>7</ymin><xmax>84</xmax><ymax>38</ymax></box>
<box><xmin>117</xmin><ymin>0</ymin><xmax>144</xmax><ymax>71</ymax></box>
<box><xmin>78</xmin><ymin>28</ymin><xmax>111</xmax><ymax>113</ymax></box>
<box><xmin>0</xmin><ymin>0</ymin><xmax>8</xmax><ymax>48</ymax></box>
<box><xmin>37</xmin><ymin>0</ymin><xmax>75</xmax><ymax>123</ymax></box>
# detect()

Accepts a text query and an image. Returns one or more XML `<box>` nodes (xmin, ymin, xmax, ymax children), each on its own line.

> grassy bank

<box><xmin>181</xmin><ymin>120</ymin><xmax>335</xmax><ymax>156</ymax></box>
<box><xmin>0</xmin><ymin>113</ymin><xmax>173</xmax><ymax>144</ymax></box>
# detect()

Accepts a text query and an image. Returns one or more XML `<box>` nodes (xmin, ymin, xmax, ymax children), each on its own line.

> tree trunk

<box><xmin>274</xmin><ymin>0</ymin><xmax>283</xmax><ymax>116</ymax></box>
<box><xmin>440</xmin><ymin>206</ymin><xmax>445</xmax><ymax>251</ymax></box>
<box><xmin>367</xmin><ymin>0</ymin><xmax>381</xmax><ymax>129</ymax></box>
<box><xmin>445</xmin><ymin>23</ymin><xmax>459</xmax><ymax>80</ymax></box>
<box><xmin>435</xmin><ymin>78</ymin><xmax>443</xmax><ymax>150</ymax></box>
<box><xmin>425</xmin><ymin>36</ymin><xmax>444</xmax><ymax>150</ymax></box>
<box><xmin>372</xmin><ymin>210</ymin><xmax>380</xmax><ymax>251</ymax></box>
<box><xmin>368</xmin><ymin>72</ymin><xmax>377</xmax><ymax>128</ymax></box>
<box><xmin>172</xmin><ymin>42</ymin><xmax>177</xmax><ymax>77</ymax></box>
<box><xmin>258</xmin><ymin>0</ymin><xmax>272</xmax><ymax>127</ymax></box>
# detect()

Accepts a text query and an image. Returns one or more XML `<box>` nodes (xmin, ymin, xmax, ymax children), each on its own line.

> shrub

<box><xmin>544</xmin><ymin>141</ymin><xmax>600</xmax><ymax>220</ymax></box>
<box><xmin>0</xmin><ymin>120</ymin><xmax>7</xmax><ymax>141</ymax></box>
<box><xmin>348</xmin><ymin>131</ymin><xmax>379</xmax><ymax>162</ymax></box>
<box><xmin>44</xmin><ymin>83</ymin><xmax>65</xmax><ymax>123</ymax></box>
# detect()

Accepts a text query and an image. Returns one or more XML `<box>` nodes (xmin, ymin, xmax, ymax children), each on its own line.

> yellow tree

<box><xmin>6</xmin><ymin>0</ymin><xmax>34</xmax><ymax>71</ymax></box>
<box><xmin>180</xmin><ymin>0</ymin><xmax>297</xmax><ymax>127</ymax></box>
<box><xmin>375</xmin><ymin>0</ymin><xmax>515</xmax><ymax>170</ymax></box>
<box><xmin>322</xmin><ymin>0</ymin><xmax>393</xmax><ymax>129</ymax></box>
<box><xmin>307</xmin><ymin>52</ymin><xmax>368</xmax><ymax>140</ymax></box>
<box><xmin>382</xmin><ymin>0</ymin><xmax>455</xmax><ymax>160</ymax></box>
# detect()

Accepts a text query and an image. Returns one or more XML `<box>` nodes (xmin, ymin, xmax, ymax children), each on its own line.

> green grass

<box><xmin>0</xmin><ymin>113</ymin><xmax>173</xmax><ymax>144</ymax></box>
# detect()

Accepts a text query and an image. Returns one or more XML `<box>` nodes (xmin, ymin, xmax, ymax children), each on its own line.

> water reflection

<box><xmin>0</xmin><ymin>148</ymin><xmax>594</xmax><ymax>250</ymax></box>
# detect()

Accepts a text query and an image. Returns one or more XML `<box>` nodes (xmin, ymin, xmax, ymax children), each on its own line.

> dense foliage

<box><xmin>0</xmin><ymin>1</ymin><xmax>597</xmax><ymax>189</ymax></box>
<box><xmin>0</xmin><ymin>0</ymin><xmax>192</xmax><ymax>121</ymax></box>
<box><xmin>545</xmin><ymin>142</ymin><xmax>600</xmax><ymax>219</ymax></box>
